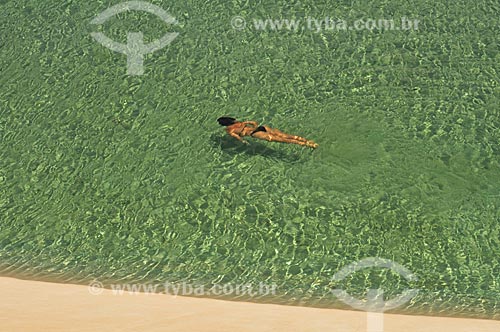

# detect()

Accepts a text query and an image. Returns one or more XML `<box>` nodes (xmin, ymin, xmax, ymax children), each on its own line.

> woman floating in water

<box><xmin>217</xmin><ymin>117</ymin><xmax>318</xmax><ymax>149</ymax></box>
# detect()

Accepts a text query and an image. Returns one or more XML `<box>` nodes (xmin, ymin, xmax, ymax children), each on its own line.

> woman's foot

<box><xmin>306</xmin><ymin>141</ymin><xmax>319</xmax><ymax>149</ymax></box>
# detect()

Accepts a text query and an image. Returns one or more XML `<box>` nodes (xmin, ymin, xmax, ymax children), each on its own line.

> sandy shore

<box><xmin>1</xmin><ymin>277</ymin><xmax>499</xmax><ymax>332</ymax></box>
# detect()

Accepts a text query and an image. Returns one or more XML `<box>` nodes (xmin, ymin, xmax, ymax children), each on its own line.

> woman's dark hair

<box><xmin>217</xmin><ymin>117</ymin><xmax>237</xmax><ymax>126</ymax></box>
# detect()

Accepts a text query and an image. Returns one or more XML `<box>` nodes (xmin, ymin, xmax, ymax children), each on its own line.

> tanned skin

<box><xmin>217</xmin><ymin>117</ymin><xmax>318</xmax><ymax>149</ymax></box>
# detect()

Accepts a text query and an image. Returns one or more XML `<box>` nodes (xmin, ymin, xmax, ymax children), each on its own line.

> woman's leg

<box><xmin>251</xmin><ymin>131</ymin><xmax>318</xmax><ymax>148</ymax></box>
<box><xmin>264</xmin><ymin>126</ymin><xmax>309</xmax><ymax>142</ymax></box>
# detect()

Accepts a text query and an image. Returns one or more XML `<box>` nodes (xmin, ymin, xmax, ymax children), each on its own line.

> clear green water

<box><xmin>1</xmin><ymin>0</ymin><xmax>499</xmax><ymax>319</ymax></box>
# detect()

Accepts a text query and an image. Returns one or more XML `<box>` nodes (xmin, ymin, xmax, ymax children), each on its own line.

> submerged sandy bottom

<box><xmin>2</xmin><ymin>277</ymin><xmax>499</xmax><ymax>332</ymax></box>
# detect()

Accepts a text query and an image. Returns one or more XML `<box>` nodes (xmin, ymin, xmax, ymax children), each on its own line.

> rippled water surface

<box><xmin>1</xmin><ymin>0</ymin><xmax>499</xmax><ymax>319</ymax></box>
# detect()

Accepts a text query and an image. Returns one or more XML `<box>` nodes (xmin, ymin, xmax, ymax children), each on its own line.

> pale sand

<box><xmin>1</xmin><ymin>277</ymin><xmax>499</xmax><ymax>332</ymax></box>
